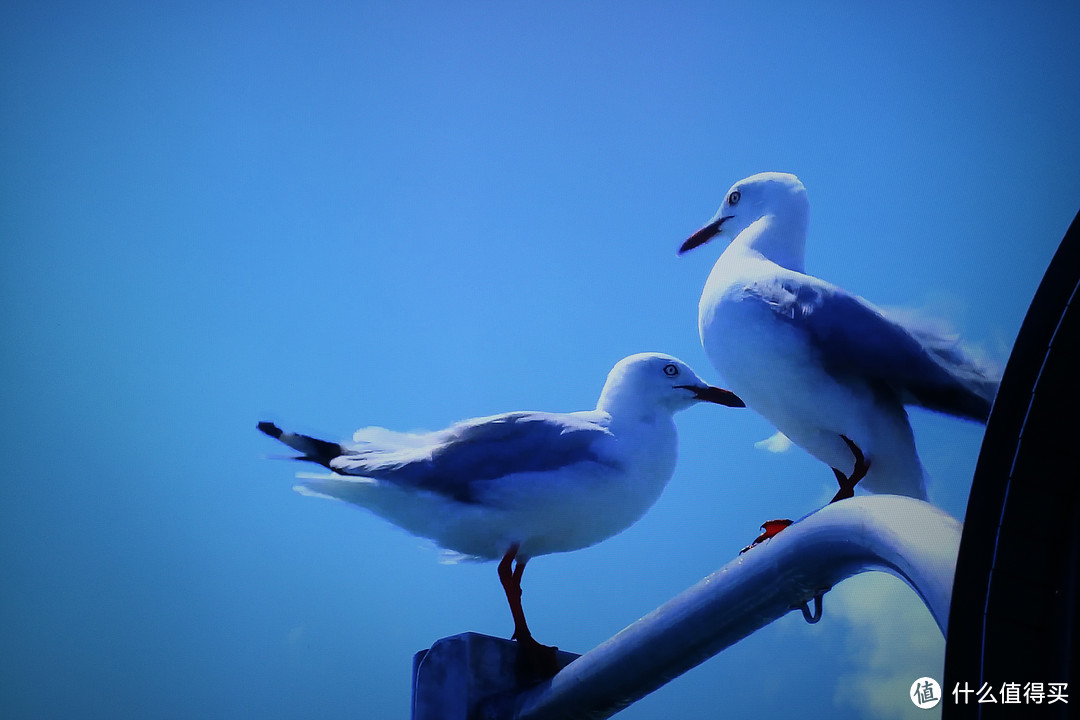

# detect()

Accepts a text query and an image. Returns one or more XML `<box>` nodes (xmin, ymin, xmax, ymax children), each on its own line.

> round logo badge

<box><xmin>910</xmin><ymin>677</ymin><xmax>942</xmax><ymax>709</ymax></box>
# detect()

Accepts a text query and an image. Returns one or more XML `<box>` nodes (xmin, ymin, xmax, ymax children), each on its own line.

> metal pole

<box><xmin>481</xmin><ymin>495</ymin><xmax>960</xmax><ymax>720</ymax></box>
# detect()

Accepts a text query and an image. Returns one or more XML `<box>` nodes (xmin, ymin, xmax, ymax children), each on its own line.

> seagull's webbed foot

<box><xmin>829</xmin><ymin>434</ymin><xmax>870</xmax><ymax>503</ymax></box>
<box><xmin>514</xmin><ymin>634</ymin><xmax>560</xmax><ymax>679</ymax></box>
<box><xmin>498</xmin><ymin>544</ymin><xmax>560</xmax><ymax>679</ymax></box>
<box><xmin>739</xmin><ymin>518</ymin><xmax>794</xmax><ymax>554</ymax></box>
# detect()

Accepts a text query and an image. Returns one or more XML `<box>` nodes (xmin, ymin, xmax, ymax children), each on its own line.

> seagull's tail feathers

<box><xmin>291</xmin><ymin>472</ymin><xmax>384</xmax><ymax>509</ymax></box>
<box><xmin>884</xmin><ymin>308</ymin><xmax>1002</xmax><ymax>422</ymax></box>
<box><xmin>257</xmin><ymin>421</ymin><xmax>345</xmax><ymax>469</ymax></box>
<box><xmin>921</xmin><ymin>338</ymin><xmax>1001</xmax><ymax>422</ymax></box>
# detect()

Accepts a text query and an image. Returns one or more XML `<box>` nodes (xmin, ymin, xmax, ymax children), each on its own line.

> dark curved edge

<box><xmin>944</xmin><ymin>210</ymin><xmax>1080</xmax><ymax>719</ymax></box>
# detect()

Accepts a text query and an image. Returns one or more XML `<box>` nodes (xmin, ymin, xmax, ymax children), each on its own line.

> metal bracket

<box><xmin>792</xmin><ymin>587</ymin><xmax>830</xmax><ymax>624</ymax></box>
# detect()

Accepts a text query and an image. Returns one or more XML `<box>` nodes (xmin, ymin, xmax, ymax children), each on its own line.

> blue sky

<box><xmin>1</xmin><ymin>2</ymin><xmax>1077</xmax><ymax>719</ymax></box>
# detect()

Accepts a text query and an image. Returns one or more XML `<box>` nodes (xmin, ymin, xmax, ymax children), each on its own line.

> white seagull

<box><xmin>678</xmin><ymin>172</ymin><xmax>998</xmax><ymax>542</ymax></box>
<box><xmin>258</xmin><ymin>352</ymin><xmax>743</xmax><ymax>674</ymax></box>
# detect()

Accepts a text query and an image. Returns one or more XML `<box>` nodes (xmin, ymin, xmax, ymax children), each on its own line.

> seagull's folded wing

<box><xmin>756</xmin><ymin>276</ymin><xmax>1001</xmax><ymax>421</ymax></box>
<box><xmin>329</xmin><ymin>411</ymin><xmax>619</xmax><ymax>503</ymax></box>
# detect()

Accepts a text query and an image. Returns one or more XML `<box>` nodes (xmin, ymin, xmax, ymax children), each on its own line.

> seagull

<box><xmin>257</xmin><ymin>352</ymin><xmax>744</xmax><ymax>675</ymax></box>
<box><xmin>678</xmin><ymin>172</ymin><xmax>998</xmax><ymax>545</ymax></box>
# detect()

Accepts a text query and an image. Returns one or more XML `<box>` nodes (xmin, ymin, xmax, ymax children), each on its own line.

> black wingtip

<box><xmin>257</xmin><ymin>421</ymin><xmax>283</xmax><ymax>439</ymax></box>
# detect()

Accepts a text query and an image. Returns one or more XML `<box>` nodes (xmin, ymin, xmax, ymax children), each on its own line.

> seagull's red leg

<box><xmin>497</xmin><ymin>544</ymin><xmax>559</xmax><ymax>677</ymax></box>
<box><xmin>740</xmin><ymin>518</ymin><xmax>793</xmax><ymax>554</ymax></box>
<box><xmin>497</xmin><ymin>544</ymin><xmax>529</xmax><ymax>641</ymax></box>
<box><xmin>741</xmin><ymin>438</ymin><xmax>871</xmax><ymax>552</ymax></box>
<box><xmin>829</xmin><ymin>434</ymin><xmax>871</xmax><ymax>503</ymax></box>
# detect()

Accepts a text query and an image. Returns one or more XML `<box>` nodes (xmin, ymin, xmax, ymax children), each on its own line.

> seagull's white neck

<box><xmin>732</xmin><ymin>212</ymin><xmax>808</xmax><ymax>273</ymax></box>
<box><xmin>595</xmin><ymin>390</ymin><xmax>671</xmax><ymax>428</ymax></box>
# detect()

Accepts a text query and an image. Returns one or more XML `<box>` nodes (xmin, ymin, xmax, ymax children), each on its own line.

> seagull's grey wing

<box><xmin>329</xmin><ymin>411</ymin><xmax>618</xmax><ymax>503</ymax></box>
<box><xmin>755</xmin><ymin>278</ymin><xmax>1000</xmax><ymax>421</ymax></box>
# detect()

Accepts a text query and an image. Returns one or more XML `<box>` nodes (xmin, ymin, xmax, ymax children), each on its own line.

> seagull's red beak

<box><xmin>678</xmin><ymin>215</ymin><xmax>731</xmax><ymax>255</ymax></box>
<box><xmin>677</xmin><ymin>384</ymin><xmax>745</xmax><ymax>407</ymax></box>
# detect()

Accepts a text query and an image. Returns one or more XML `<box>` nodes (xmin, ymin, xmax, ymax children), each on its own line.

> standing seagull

<box><xmin>679</xmin><ymin>172</ymin><xmax>998</xmax><ymax>542</ymax></box>
<box><xmin>258</xmin><ymin>352</ymin><xmax>743</xmax><ymax>675</ymax></box>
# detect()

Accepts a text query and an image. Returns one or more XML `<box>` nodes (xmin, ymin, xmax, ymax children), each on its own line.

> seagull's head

<box><xmin>678</xmin><ymin>172</ymin><xmax>808</xmax><ymax>255</ymax></box>
<box><xmin>598</xmin><ymin>352</ymin><xmax>744</xmax><ymax>416</ymax></box>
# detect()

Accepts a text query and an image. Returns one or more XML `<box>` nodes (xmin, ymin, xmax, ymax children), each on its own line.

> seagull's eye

<box><xmin>663</xmin><ymin>363</ymin><xmax>679</xmax><ymax>377</ymax></box>
<box><xmin>728</xmin><ymin>190</ymin><xmax>741</xmax><ymax>206</ymax></box>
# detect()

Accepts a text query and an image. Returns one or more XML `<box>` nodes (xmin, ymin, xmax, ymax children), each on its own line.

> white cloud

<box><xmin>830</xmin><ymin>573</ymin><xmax>945</xmax><ymax>720</ymax></box>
